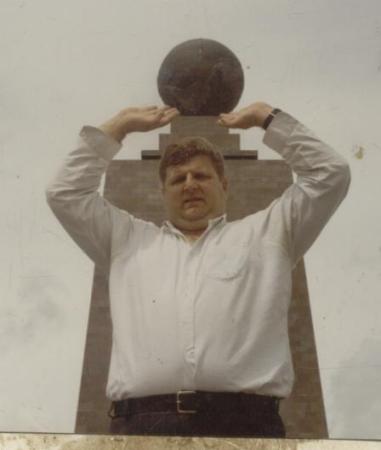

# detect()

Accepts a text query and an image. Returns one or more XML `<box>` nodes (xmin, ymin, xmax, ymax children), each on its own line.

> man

<box><xmin>46</xmin><ymin>102</ymin><xmax>350</xmax><ymax>438</ymax></box>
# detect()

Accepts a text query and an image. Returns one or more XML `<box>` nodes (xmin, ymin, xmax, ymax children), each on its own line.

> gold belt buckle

<box><xmin>176</xmin><ymin>390</ymin><xmax>197</xmax><ymax>414</ymax></box>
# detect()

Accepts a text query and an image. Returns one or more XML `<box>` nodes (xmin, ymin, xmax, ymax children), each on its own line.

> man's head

<box><xmin>160</xmin><ymin>136</ymin><xmax>228</xmax><ymax>234</ymax></box>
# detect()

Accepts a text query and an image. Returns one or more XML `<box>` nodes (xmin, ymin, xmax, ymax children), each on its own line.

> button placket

<box><xmin>181</xmin><ymin>247</ymin><xmax>197</xmax><ymax>383</ymax></box>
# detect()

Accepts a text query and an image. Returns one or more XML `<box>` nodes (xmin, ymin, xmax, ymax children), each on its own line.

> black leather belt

<box><xmin>109</xmin><ymin>390</ymin><xmax>281</xmax><ymax>418</ymax></box>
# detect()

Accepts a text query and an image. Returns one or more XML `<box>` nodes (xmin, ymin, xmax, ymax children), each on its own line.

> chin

<box><xmin>182</xmin><ymin>207</ymin><xmax>204</xmax><ymax>218</ymax></box>
<box><xmin>180</xmin><ymin>210</ymin><xmax>206</xmax><ymax>222</ymax></box>
<box><xmin>183</xmin><ymin>216</ymin><xmax>205</xmax><ymax>224</ymax></box>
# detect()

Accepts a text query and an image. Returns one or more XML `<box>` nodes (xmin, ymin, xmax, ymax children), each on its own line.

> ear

<box><xmin>156</xmin><ymin>175</ymin><xmax>164</xmax><ymax>195</ymax></box>
<box><xmin>160</xmin><ymin>181</ymin><xmax>165</xmax><ymax>196</ymax></box>
<box><xmin>222</xmin><ymin>176</ymin><xmax>228</xmax><ymax>193</ymax></box>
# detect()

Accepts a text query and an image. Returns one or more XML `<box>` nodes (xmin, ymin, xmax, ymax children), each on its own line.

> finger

<box><xmin>149</xmin><ymin>113</ymin><xmax>165</xmax><ymax>125</ymax></box>
<box><xmin>217</xmin><ymin>115</ymin><xmax>233</xmax><ymax>126</ymax></box>
<box><xmin>142</xmin><ymin>105</ymin><xmax>158</xmax><ymax>111</ymax></box>
<box><xmin>219</xmin><ymin>118</ymin><xmax>239</xmax><ymax>128</ymax></box>
<box><xmin>159</xmin><ymin>109</ymin><xmax>180</xmax><ymax>126</ymax></box>
<box><xmin>218</xmin><ymin>122</ymin><xmax>235</xmax><ymax>128</ymax></box>
<box><xmin>158</xmin><ymin>105</ymin><xmax>176</xmax><ymax>115</ymax></box>
<box><xmin>161</xmin><ymin>107</ymin><xmax>179</xmax><ymax>119</ymax></box>
<box><xmin>166</xmin><ymin>108</ymin><xmax>180</xmax><ymax>118</ymax></box>
<box><xmin>164</xmin><ymin>107</ymin><xmax>180</xmax><ymax>115</ymax></box>
<box><xmin>148</xmin><ymin>108</ymin><xmax>165</xmax><ymax>117</ymax></box>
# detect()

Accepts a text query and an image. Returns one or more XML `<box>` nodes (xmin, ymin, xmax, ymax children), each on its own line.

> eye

<box><xmin>171</xmin><ymin>175</ymin><xmax>185</xmax><ymax>185</ymax></box>
<box><xmin>195</xmin><ymin>173</ymin><xmax>209</xmax><ymax>180</ymax></box>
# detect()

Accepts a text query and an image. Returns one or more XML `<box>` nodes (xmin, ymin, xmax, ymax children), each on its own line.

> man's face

<box><xmin>161</xmin><ymin>155</ymin><xmax>228</xmax><ymax>233</ymax></box>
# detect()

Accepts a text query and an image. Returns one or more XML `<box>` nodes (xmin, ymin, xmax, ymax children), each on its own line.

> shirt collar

<box><xmin>162</xmin><ymin>214</ymin><xmax>227</xmax><ymax>236</ymax></box>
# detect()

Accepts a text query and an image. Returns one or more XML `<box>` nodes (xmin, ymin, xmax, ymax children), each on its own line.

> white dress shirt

<box><xmin>46</xmin><ymin>111</ymin><xmax>350</xmax><ymax>400</ymax></box>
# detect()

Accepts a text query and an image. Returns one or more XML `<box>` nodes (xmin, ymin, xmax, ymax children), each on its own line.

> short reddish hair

<box><xmin>159</xmin><ymin>136</ymin><xmax>225</xmax><ymax>183</ymax></box>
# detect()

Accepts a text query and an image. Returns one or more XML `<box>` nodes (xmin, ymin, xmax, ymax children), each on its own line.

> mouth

<box><xmin>183</xmin><ymin>198</ymin><xmax>204</xmax><ymax>206</ymax></box>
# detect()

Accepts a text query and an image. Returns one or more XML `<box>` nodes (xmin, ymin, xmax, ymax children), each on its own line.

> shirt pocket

<box><xmin>205</xmin><ymin>243</ymin><xmax>249</xmax><ymax>280</ymax></box>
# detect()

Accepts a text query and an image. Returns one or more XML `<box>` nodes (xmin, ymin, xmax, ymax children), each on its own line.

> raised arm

<box><xmin>218</xmin><ymin>102</ymin><xmax>351</xmax><ymax>266</ymax></box>
<box><xmin>45</xmin><ymin>105</ymin><xmax>179</xmax><ymax>273</ymax></box>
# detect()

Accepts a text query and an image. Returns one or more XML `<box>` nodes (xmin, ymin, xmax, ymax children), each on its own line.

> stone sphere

<box><xmin>157</xmin><ymin>39</ymin><xmax>244</xmax><ymax>116</ymax></box>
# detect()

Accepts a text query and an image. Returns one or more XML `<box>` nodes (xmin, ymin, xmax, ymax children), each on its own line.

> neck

<box><xmin>168</xmin><ymin>213</ymin><xmax>225</xmax><ymax>239</ymax></box>
<box><xmin>184</xmin><ymin>234</ymin><xmax>202</xmax><ymax>244</ymax></box>
<box><xmin>170</xmin><ymin>218</ymin><xmax>209</xmax><ymax>238</ymax></box>
<box><xmin>181</xmin><ymin>227</ymin><xmax>206</xmax><ymax>239</ymax></box>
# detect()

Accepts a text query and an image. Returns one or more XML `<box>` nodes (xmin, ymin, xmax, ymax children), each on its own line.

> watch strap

<box><xmin>263</xmin><ymin>108</ymin><xmax>282</xmax><ymax>130</ymax></box>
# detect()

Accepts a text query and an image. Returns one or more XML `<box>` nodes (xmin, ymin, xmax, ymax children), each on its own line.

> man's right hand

<box><xmin>99</xmin><ymin>105</ymin><xmax>180</xmax><ymax>143</ymax></box>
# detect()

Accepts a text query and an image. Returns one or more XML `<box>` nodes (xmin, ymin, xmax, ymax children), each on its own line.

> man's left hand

<box><xmin>217</xmin><ymin>102</ymin><xmax>274</xmax><ymax>129</ymax></box>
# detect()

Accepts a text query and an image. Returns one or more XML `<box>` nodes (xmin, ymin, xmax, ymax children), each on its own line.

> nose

<box><xmin>184</xmin><ymin>173</ymin><xmax>198</xmax><ymax>190</ymax></box>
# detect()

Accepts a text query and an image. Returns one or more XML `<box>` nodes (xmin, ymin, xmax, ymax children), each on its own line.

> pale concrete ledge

<box><xmin>1</xmin><ymin>434</ymin><xmax>381</xmax><ymax>450</ymax></box>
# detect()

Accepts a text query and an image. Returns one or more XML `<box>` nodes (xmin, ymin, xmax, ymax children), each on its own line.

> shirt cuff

<box><xmin>262</xmin><ymin>111</ymin><xmax>299</xmax><ymax>156</ymax></box>
<box><xmin>79</xmin><ymin>125</ymin><xmax>123</xmax><ymax>161</ymax></box>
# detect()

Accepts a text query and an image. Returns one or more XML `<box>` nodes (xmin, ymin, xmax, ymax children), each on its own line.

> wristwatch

<box><xmin>262</xmin><ymin>108</ymin><xmax>282</xmax><ymax>130</ymax></box>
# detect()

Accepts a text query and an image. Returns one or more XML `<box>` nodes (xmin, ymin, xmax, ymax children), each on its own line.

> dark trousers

<box><xmin>109</xmin><ymin>407</ymin><xmax>286</xmax><ymax>438</ymax></box>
